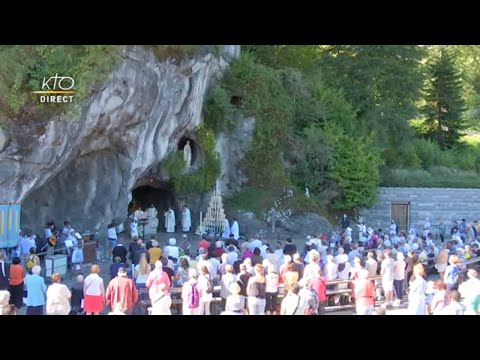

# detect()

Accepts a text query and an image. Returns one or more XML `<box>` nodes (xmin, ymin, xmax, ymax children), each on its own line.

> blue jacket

<box><xmin>25</xmin><ymin>274</ymin><xmax>46</xmax><ymax>306</ymax></box>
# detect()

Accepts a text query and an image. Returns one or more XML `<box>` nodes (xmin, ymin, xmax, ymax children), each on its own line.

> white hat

<box><xmin>169</xmin><ymin>238</ymin><xmax>176</xmax><ymax>246</ymax></box>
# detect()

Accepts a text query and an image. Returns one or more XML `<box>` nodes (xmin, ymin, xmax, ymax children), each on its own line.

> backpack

<box><xmin>188</xmin><ymin>283</ymin><xmax>200</xmax><ymax>309</ymax></box>
<box><xmin>206</xmin><ymin>276</ymin><xmax>214</xmax><ymax>294</ymax></box>
<box><xmin>26</xmin><ymin>256</ymin><xmax>35</xmax><ymax>270</ymax></box>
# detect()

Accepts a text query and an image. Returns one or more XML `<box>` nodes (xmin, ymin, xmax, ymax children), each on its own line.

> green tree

<box><xmin>450</xmin><ymin>45</ymin><xmax>480</xmax><ymax>129</ymax></box>
<box><xmin>244</xmin><ymin>45</ymin><xmax>322</xmax><ymax>72</ymax></box>
<box><xmin>422</xmin><ymin>47</ymin><xmax>466</xmax><ymax>149</ymax></box>
<box><xmin>225</xmin><ymin>52</ymin><xmax>294</xmax><ymax>190</ymax></box>
<box><xmin>317</xmin><ymin>45</ymin><xmax>425</xmax><ymax>161</ymax></box>
<box><xmin>327</xmin><ymin>125</ymin><xmax>383</xmax><ymax>209</ymax></box>
<box><xmin>292</xmin><ymin>125</ymin><xmax>338</xmax><ymax>204</ymax></box>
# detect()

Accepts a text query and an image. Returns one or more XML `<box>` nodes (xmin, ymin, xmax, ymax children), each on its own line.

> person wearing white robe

<box><xmin>408</xmin><ymin>264</ymin><xmax>427</xmax><ymax>315</ymax></box>
<box><xmin>389</xmin><ymin>220</ymin><xmax>397</xmax><ymax>236</ymax></box>
<box><xmin>134</xmin><ymin>208</ymin><xmax>145</xmax><ymax>221</ymax></box>
<box><xmin>230</xmin><ymin>218</ymin><xmax>239</xmax><ymax>240</ymax></box>
<box><xmin>130</xmin><ymin>219</ymin><xmax>139</xmax><ymax>238</ymax></box>
<box><xmin>423</xmin><ymin>218</ymin><xmax>431</xmax><ymax>238</ymax></box>
<box><xmin>222</xmin><ymin>219</ymin><xmax>231</xmax><ymax>239</ymax></box>
<box><xmin>146</xmin><ymin>205</ymin><xmax>158</xmax><ymax>219</ymax></box>
<box><xmin>164</xmin><ymin>208</ymin><xmax>175</xmax><ymax>233</ymax></box>
<box><xmin>181</xmin><ymin>205</ymin><xmax>191</xmax><ymax>233</ymax></box>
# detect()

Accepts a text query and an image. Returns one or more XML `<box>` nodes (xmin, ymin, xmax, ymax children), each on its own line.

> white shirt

<box><xmin>108</xmin><ymin>228</ymin><xmax>117</xmax><ymax>240</ymax></box>
<box><xmin>383</xmin><ymin>239</ymin><xmax>392</xmax><ymax>248</ymax></box>
<box><xmin>164</xmin><ymin>245</ymin><xmax>179</xmax><ymax>260</ymax></box>
<box><xmin>381</xmin><ymin>258</ymin><xmax>395</xmax><ymax>282</ymax></box>
<box><xmin>19</xmin><ymin>237</ymin><xmax>32</xmax><ymax>255</ymax></box>
<box><xmin>44</xmin><ymin>228</ymin><xmax>52</xmax><ymax>240</ymax></box>
<box><xmin>198</xmin><ymin>274</ymin><xmax>213</xmax><ymax>302</ymax></box>
<box><xmin>84</xmin><ymin>274</ymin><xmax>104</xmax><ymax>296</ymax></box>
<box><xmin>311</xmin><ymin>238</ymin><xmax>322</xmax><ymax>248</ymax></box>
<box><xmin>390</xmin><ymin>224</ymin><xmax>397</xmax><ymax>235</ymax></box>
<box><xmin>441</xmin><ymin>301</ymin><xmax>464</xmax><ymax>315</ymax></box>
<box><xmin>393</xmin><ymin>259</ymin><xmax>406</xmax><ymax>281</ymax></box>
<box><xmin>365</xmin><ymin>258</ymin><xmax>378</xmax><ymax>276</ymax></box>
<box><xmin>324</xmin><ymin>262</ymin><xmax>338</xmax><ymax>281</ymax></box>
<box><xmin>335</xmin><ymin>253</ymin><xmax>348</xmax><ymax>265</ymax></box>
<box><xmin>209</xmin><ymin>258</ymin><xmax>220</xmax><ymax>278</ymax></box>
<box><xmin>130</xmin><ymin>222</ymin><xmax>138</xmax><ymax>236</ymax></box>
<box><xmin>282</xmin><ymin>294</ymin><xmax>307</xmax><ymax>315</ymax></box>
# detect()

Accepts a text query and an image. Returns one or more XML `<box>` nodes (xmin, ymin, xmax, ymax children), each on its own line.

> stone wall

<box><xmin>358</xmin><ymin>187</ymin><xmax>480</xmax><ymax>233</ymax></box>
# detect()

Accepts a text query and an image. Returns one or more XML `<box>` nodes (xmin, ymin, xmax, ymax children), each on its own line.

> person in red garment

<box><xmin>106</xmin><ymin>267</ymin><xmax>138</xmax><ymax>315</ymax></box>
<box><xmin>354</xmin><ymin>268</ymin><xmax>375</xmax><ymax>315</ymax></box>
<box><xmin>309</xmin><ymin>268</ymin><xmax>328</xmax><ymax>315</ymax></box>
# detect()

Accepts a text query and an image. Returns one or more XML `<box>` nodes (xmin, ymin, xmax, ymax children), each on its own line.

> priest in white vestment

<box><xmin>147</xmin><ymin>205</ymin><xmax>158</xmax><ymax>219</ymax></box>
<box><xmin>165</xmin><ymin>208</ymin><xmax>175</xmax><ymax>233</ymax></box>
<box><xmin>222</xmin><ymin>219</ymin><xmax>231</xmax><ymax>239</ymax></box>
<box><xmin>231</xmin><ymin>218</ymin><xmax>240</xmax><ymax>240</ymax></box>
<box><xmin>181</xmin><ymin>205</ymin><xmax>191</xmax><ymax>233</ymax></box>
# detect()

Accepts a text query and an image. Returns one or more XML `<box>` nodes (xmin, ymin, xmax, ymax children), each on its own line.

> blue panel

<box><xmin>0</xmin><ymin>204</ymin><xmax>21</xmax><ymax>248</ymax></box>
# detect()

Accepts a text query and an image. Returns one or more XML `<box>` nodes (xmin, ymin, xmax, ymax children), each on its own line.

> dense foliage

<box><xmin>208</xmin><ymin>45</ymin><xmax>480</xmax><ymax>213</ymax></box>
<box><xmin>0</xmin><ymin>45</ymin><xmax>122</xmax><ymax>125</ymax></box>
<box><xmin>3</xmin><ymin>45</ymin><xmax>480</xmax><ymax>215</ymax></box>
<box><xmin>422</xmin><ymin>47</ymin><xmax>466</xmax><ymax>149</ymax></box>
<box><xmin>163</xmin><ymin>125</ymin><xmax>221</xmax><ymax>194</ymax></box>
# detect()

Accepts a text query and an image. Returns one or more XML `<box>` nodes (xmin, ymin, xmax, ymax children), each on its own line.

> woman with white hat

<box><xmin>164</xmin><ymin>238</ymin><xmax>179</xmax><ymax>261</ymax></box>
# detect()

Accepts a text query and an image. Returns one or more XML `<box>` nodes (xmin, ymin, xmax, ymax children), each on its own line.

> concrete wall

<box><xmin>358</xmin><ymin>187</ymin><xmax>480</xmax><ymax>234</ymax></box>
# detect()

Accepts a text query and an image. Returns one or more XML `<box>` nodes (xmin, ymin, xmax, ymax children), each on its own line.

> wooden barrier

<box><xmin>140</xmin><ymin>275</ymin><xmax>384</xmax><ymax>314</ymax></box>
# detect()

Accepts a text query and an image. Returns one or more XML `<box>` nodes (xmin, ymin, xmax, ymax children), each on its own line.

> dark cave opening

<box><xmin>129</xmin><ymin>185</ymin><xmax>177</xmax><ymax>229</ymax></box>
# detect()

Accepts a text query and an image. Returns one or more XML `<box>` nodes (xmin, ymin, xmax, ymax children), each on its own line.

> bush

<box><xmin>225</xmin><ymin>52</ymin><xmax>293</xmax><ymax>191</ymax></box>
<box><xmin>411</xmin><ymin>138</ymin><xmax>444</xmax><ymax>168</ymax></box>
<box><xmin>203</xmin><ymin>86</ymin><xmax>236</xmax><ymax>132</ymax></box>
<box><xmin>225</xmin><ymin>187</ymin><xmax>273</xmax><ymax>217</ymax></box>
<box><xmin>0</xmin><ymin>45</ymin><xmax>122</xmax><ymax>125</ymax></box>
<box><xmin>381</xmin><ymin>167</ymin><xmax>480</xmax><ymax>188</ymax></box>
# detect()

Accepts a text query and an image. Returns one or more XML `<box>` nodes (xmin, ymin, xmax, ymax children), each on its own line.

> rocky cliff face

<box><xmin>215</xmin><ymin>116</ymin><xmax>255</xmax><ymax>195</ymax></box>
<box><xmin>0</xmin><ymin>45</ymin><xmax>240</xmax><ymax>234</ymax></box>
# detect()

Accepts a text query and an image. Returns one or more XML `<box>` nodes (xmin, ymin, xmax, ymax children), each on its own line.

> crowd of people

<box><xmin>1</xmin><ymin>215</ymin><xmax>480</xmax><ymax>315</ymax></box>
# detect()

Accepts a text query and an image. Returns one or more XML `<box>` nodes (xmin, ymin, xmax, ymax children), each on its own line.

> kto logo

<box><xmin>32</xmin><ymin>74</ymin><xmax>75</xmax><ymax>103</ymax></box>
